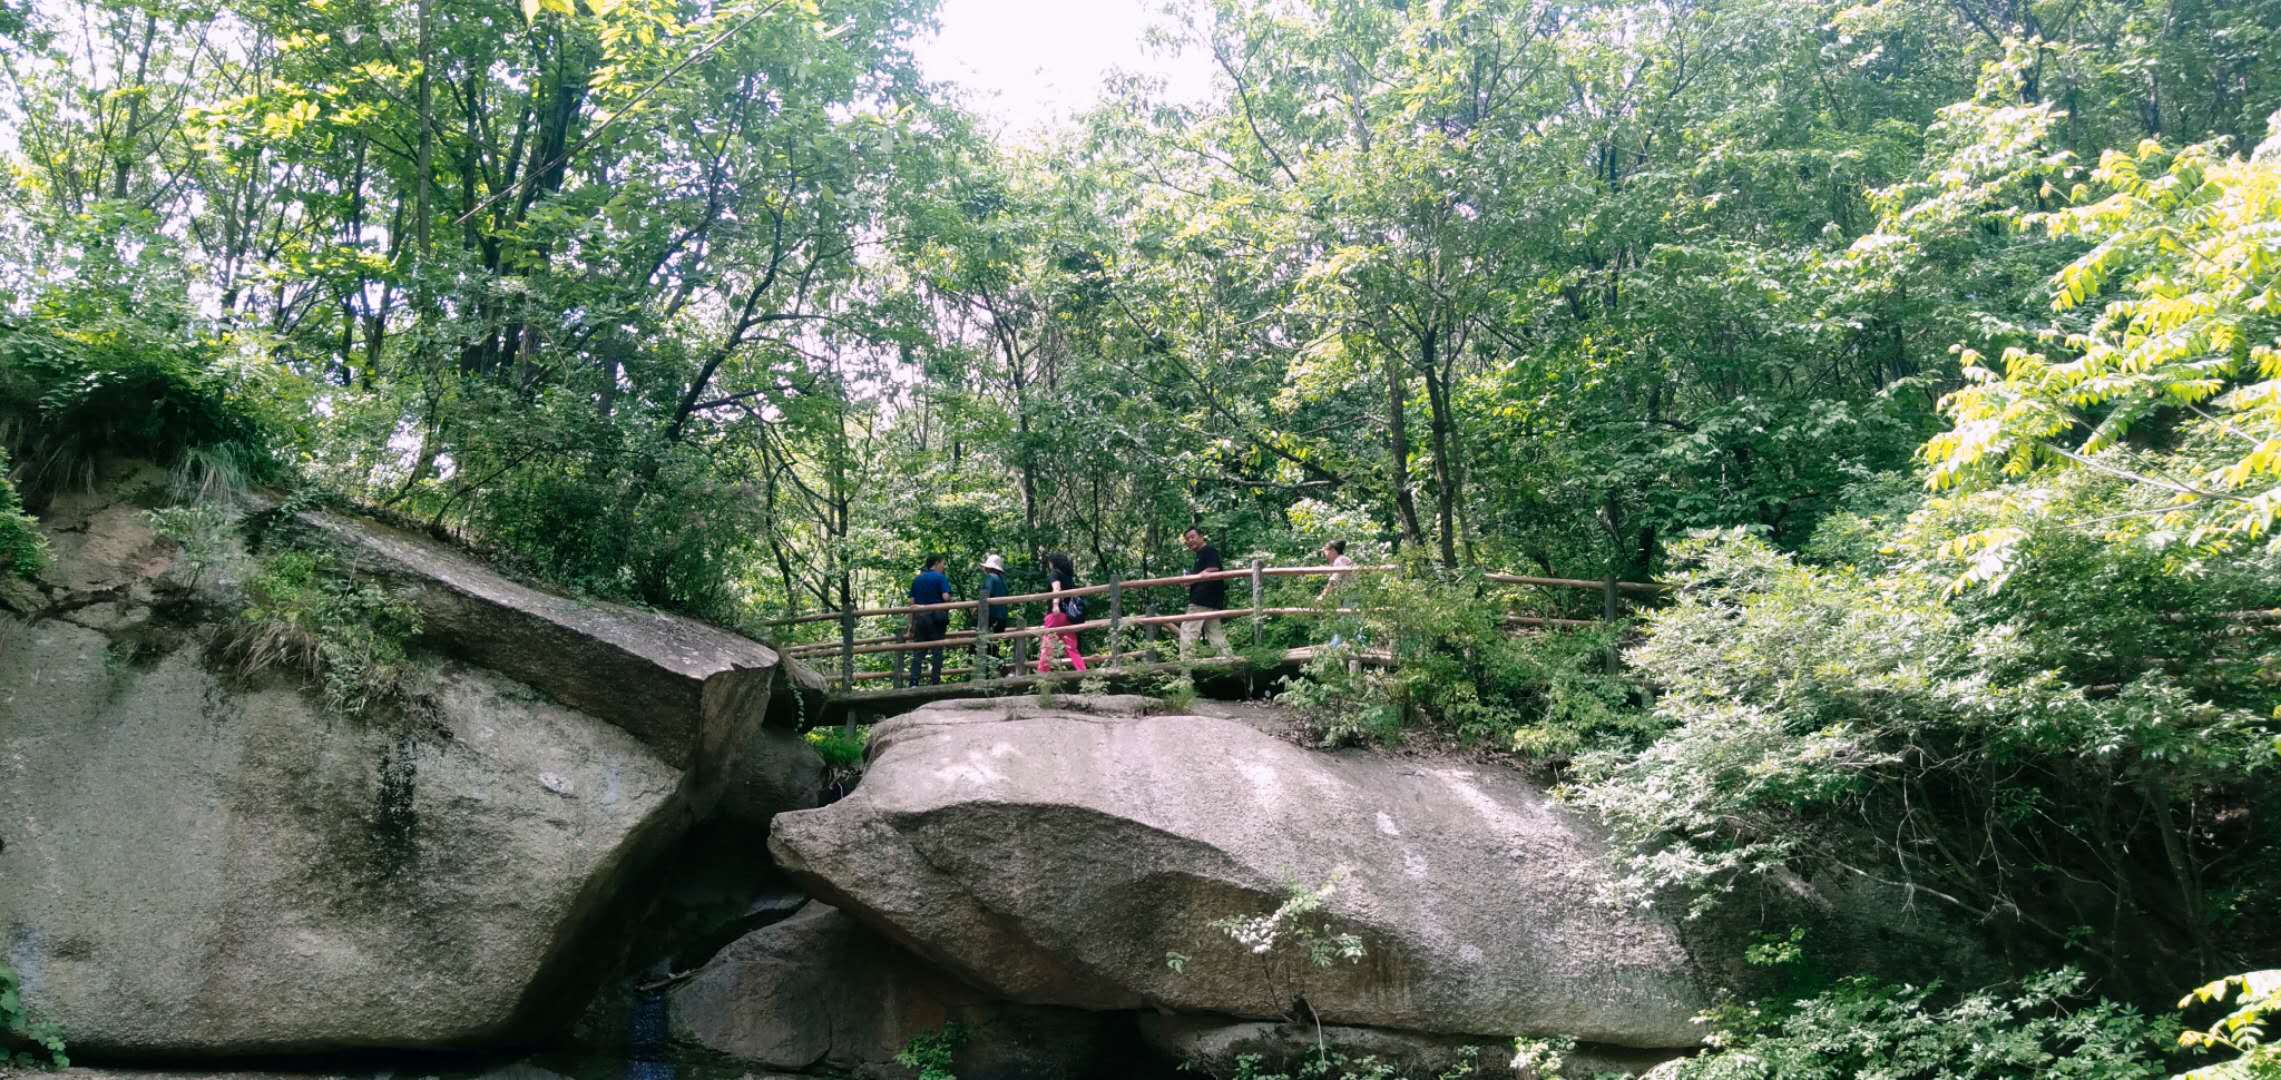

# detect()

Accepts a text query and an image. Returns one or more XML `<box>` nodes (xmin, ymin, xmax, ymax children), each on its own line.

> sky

<box><xmin>913</xmin><ymin>0</ymin><xmax>1217</xmax><ymax>139</ymax></box>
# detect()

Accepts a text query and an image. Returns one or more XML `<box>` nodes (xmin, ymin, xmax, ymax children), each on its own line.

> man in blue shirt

<box><xmin>907</xmin><ymin>555</ymin><xmax>953</xmax><ymax>686</ymax></box>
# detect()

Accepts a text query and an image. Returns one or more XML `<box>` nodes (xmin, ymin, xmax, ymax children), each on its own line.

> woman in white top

<box><xmin>1320</xmin><ymin>540</ymin><xmax>1361</xmax><ymax>672</ymax></box>
<box><xmin>1318</xmin><ymin>539</ymin><xmax>1355</xmax><ymax>602</ymax></box>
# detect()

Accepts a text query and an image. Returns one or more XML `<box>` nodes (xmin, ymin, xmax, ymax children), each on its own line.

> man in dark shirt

<box><xmin>1178</xmin><ymin>527</ymin><xmax>1233</xmax><ymax>659</ymax></box>
<box><xmin>979</xmin><ymin>553</ymin><xmax>1010</xmax><ymax>676</ymax></box>
<box><xmin>907</xmin><ymin>555</ymin><xmax>953</xmax><ymax>686</ymax></box>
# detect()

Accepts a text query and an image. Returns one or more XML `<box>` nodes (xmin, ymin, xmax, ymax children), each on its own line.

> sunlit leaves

<box><xmin>1921</xmin><ymin>114</ymin><xmax>2281</xmax><ymax>554</ymax></box>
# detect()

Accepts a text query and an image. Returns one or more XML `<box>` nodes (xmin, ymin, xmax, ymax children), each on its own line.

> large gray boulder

<box><xmin>769</xmin><ymin>698</ymin><xmax>1710</xmax><ymax>1050</ymax></box>
<box><xmin>634</xmin><ymin>902</ymin><xmax>1102</xmax><ymax>1079</ymax></box>
<box><xmin>0</xmin><ymin>463</ymin><xmax>823</xmax><ymax>1057</ymax></box>
<box><xmin>277</xmin><ymin>502</ymin><xmax>827</xmax><ymax>781</ymax></box>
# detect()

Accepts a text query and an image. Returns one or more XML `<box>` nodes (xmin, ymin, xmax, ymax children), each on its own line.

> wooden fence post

<box><xmin>1249</xmin><ymin>558</ymin><xmax>1266</xmax><ymax>649</ymax></box>
<box><xmin>839</xmin><ymin>606</ymin><xmax>857</xmax><ymax>734</ymax></box>
<box><xmin>1107</xmin><ymin>576</ymin><xmax>1123</xmax><ymax>671</ymax></box>
<box><xmin>891</xmin><ymin>619</ymin><xmax>906</xmax><ymax>689</ymax></box>
<box><xmin>1600</xmin><ymin>570</ymin><xmax>1620</xmax><ymax>673</ymax></box>
<box><xmin>973</xmin><ymin>594</ymin><xmax>991</xmax><ymax>683</ymax></box>
<box><xmin>1012</xmin><ymin>615</ymin><xmax>1029</xmax><ymax>677</ymax></box>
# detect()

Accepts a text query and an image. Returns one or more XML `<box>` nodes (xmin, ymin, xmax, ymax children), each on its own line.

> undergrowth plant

<box><xmin>1201</xmin><ymin>1041</ymin><xmax>1491</xmax><ymax>1080</ymax></box>
<box><xmin>147</xmin><ymin>503</ymin><xmax>233</xmax><ymax>587</ymax></box>
<box><xmin>0</xmin><ymin>961</ymin><xmax>67</xmax><ymax>1069</ymax></box>
<box><xmin>1572</xmin><ymin>523</ymin><xmax>2281</xmax><ymax>981</ymax></box>
<box><xmin>2175</xmin><ymin>971</ymin><xmax>2281</xmax><ymax>1079</ymax></box>
<box><xmin>1273</xmin><ymin>568</ymin><xmax>1646</xmax><ymax>760</ymax></box>
<box><xmin>1658</xmin><ymin>968</ymin><xmax>2174</xmax><ymax>1079</ymax></box>
<box><xmin>805</xmin><ymin>725</ymin><xmax>868</xmax><ymax>792</ymax></box>
<box><xmin>1510</xmin><ymin>1039</ymin><xmax>1634</xmax><ymax>1080</ymax></box>
<box><xmin>894</xmin><ymin>1021</ymin><xmax>966</xmax><ymax>1080</ymax></box>
<box><xmin>229</xmin><ymin>550</ymin><xmax>422</xmax><ymax>718</ymax></box>
<box><xmin>1157</xmin><ymin>672</ymin><xmax>1198</xmax><ymax>712</ymax></box>
<box><xmin>0</xmin><ymin>311</ymin><xmax>293</xmax><ymax>502</ymax></box>
<box><xmin>0</xmin><ymin>449</ymin><xmax>46</xmax><ymax>580</ymax></box>
<box><xmin>1168</xmin><ymin>875</ymin><xmax>1367</xmax><ymax>1068</ymax></box>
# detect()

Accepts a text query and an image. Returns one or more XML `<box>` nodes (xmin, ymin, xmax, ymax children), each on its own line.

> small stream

<box><xmin>623</xmin><ymin>960</ymin><xmax>674</xmax><ymax>1080</ymax></box>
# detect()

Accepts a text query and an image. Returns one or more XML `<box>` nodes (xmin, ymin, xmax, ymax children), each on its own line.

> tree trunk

<box><xmin>1386</xmin><ymin>348</ymin><xmax>1425</xmax><ymax>550</ymax></box>
<box><xmin>111</xmin><ymin>12</ymin><xmax>158</xmax><ymax>200</ymax></box>
<box><xmin>1421</xmin><ymin>325</ymin><xmax>1459</xmax><ymax>568</ymax></box>
<box><xmin>414</xmin><ymin>0</ymin><xmax>434</xmax><ymax>260</ymax></box>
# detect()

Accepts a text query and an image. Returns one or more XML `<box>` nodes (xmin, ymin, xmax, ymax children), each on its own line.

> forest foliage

<box><xmin>3</xmin><ymin>0</ymin><xmax>2280</xmax><ymax>1073</ymax></box>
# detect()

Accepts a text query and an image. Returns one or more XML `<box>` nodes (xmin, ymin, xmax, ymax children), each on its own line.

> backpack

<box><xmin>1059</xmin><ymin>594</ymin><xmax>1084</xmax><ymax>622</ymax></box>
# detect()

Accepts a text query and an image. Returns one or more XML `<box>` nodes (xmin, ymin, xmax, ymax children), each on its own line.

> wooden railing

<box><xmin>770</xmin><ymin>561</ymin><xmax>1663</xmax><ymax>696</ymax></box>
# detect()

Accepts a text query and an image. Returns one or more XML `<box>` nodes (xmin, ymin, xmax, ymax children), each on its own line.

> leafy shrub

<box><xmin>1167</xmin><ymin>875</ymin><xmax>1367</xmax><ymax>1050</ymax></box>
<box><xmin>1572</xmin><ymin>523</ymin><xmax>2281</xmax><ymax>988</ymax></box>
<box><xmin>804</xmin><ymin>725</ymin><xmax>869</xmax><ymax>768</ymax></box>
<box><xmin>394</xmin><ymin>393</ymin><xmax>774</xmax><ymax>623</ymax></box>
<box><xmin>1921</xmin><ymin>115</ymin><xmax>2281</xmax><ymax>551</ymax></box>
<box><xmin>1198</xmin><ymin>1044</ymin><xmax>1493</xmax><ymax>1080</ymax></box>
<box><xmin>2175</xmin><ymin>971</ymin><xmax>2281</xmax><ymax>1079</ymax></box>
<box><xmin>894</xmin><ymin>1021</ymin><xmax>967</xmax><ymax>1080</ymax></box>
<box><xmin>0</xmin><ymin>449</ymin><xmax>46</xmax><ymax>580</ymax></box>
<box><xmin>1157</xmin><ymin>672</ymin><xmax>1199</xmax><ymax>712</ymax></box>
<box><xmin>229</xmin><ymin>550</ymin><xmax>422</xmax><ymax>718</ymax></box>
<box><xmin>1218</xmin><ymin>1050</ymin><xmax>1396</xmax><ymax>1080</ymax></box>
<box><xmin>1273</xmin><ymin>568</ymin><xmax>1648</xmax><ymax>760</ymax></box>
<box><xmin>1208</xmin><ymin>877</ymin><xmax>1365</xmax><ymax>975</ymax></box>
<box><xmin>147</xmin><ymin>503</ymin><xmax>233</xmax><ymax>586</ymax></box>
<box><xmin>0</xmin><ymin>312</ymin><xmax>293</xmax><ymax>501</ymax></box>
<box><xmin>805</xmin><ymin>725</ymin><xmax>868</xmax><ymax>792</ymax></box>
<box><xmin>0</xmin><ymin>961</ymin><xmax>67</xmax><ymax>1069</ymax></box>
<box><xmin>1655</xmin><ymin>969</ymin><xmax>2173</xmax><ymax>1079</ymax></box>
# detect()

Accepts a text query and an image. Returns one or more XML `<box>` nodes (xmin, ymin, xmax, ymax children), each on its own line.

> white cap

<box><xmin>981</xmin><ymin>554</ymin><xmax>1006</xmax><ymax>571</ymax></box>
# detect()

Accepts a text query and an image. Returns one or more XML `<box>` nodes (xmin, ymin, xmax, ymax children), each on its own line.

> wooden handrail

<box><xmin>1486</xmin><ymin>573</ymin><xmax>1664</xmax><ymax>595</ymax></box>
<box><xmin>787</xmin><ymin>634</ymin><xmax>981</xmax><ymax>658</ymax></box>
<box><xmin>835</xmin><ymin>606</ymin><xmax>1291</xmax><ymax>667</ymax></box>
<box><xmin>778</xmin><ymin>563</ymin><xmax>1663</xmax><ymax>699</ymax></box>
<box><xmin>1259</xmin><ymin>563</ymin><xmax>1399</xmax><ymax>577</ymax></box>
<box><xmin>1110</xmin><ymin>567</ymin><xmax>1259</xmax><ymax>591</ymax></box>
<box><xmin>770</xmin><ymin>567</ymin><xmax>1268</xmax><ymax>624</ymax></box>
<box><xmin>771</xmin><ymin>564</ymin><xmax>1660</xmax><ymax>626</ymax></box>
<box><xmin>1505</xmin><ymin>615</ymin><xmax>1603</xmax><ymax>629</ymax></box>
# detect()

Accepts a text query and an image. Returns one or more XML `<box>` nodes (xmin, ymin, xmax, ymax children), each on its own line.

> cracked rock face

<box><xmin>0</xmin><ymin>460</ymin><xmax>823</xmax><ymax>1056</ymax></box>
<box><xmin>769</xmin><ymin>697</ymin><xmax>1712</xmax><ymax>1050</ymax></box>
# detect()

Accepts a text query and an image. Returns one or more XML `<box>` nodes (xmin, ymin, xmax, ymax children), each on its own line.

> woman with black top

<box><xmin>1035</xmin><ymin>552</ymin><xmax>1090</xmax><ymax>674</ymax></box>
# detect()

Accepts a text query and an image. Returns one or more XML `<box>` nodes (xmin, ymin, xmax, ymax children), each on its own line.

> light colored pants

<box><xmin>1178</xmin><ymin>605</ymin><xmax>1232</xmax><ymax>658</ymax></box>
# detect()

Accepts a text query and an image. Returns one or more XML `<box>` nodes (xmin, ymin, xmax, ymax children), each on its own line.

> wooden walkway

<box><xmin>772</xmin><ymin>561</ymin><xmax>1660</xmax><ymax>725</ymax></box>
<box><xmin>824</xmin><ymin>646</ymin><xmax>1394</xmax><ymax>723</ymax></box>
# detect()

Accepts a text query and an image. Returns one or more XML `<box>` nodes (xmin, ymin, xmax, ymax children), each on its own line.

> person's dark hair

<box><xmin>1183</xmin><ymin>526</ymin><xmax>1205</xmax><ymax>539</ymax></box>
<box><xmin>923</xmin><ymin>554</ymin><xmax>946</xmax><ymax>570</ymax></box>
<box><xmin>1326</xmin><ymin>539</ymin><xmax>1346</xmax><ymax>556</ymax></box>
<box><xmin>1047</xmin><ymin>552</ymin><xmax>1077</xmax><ymax>581</ymax></box>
